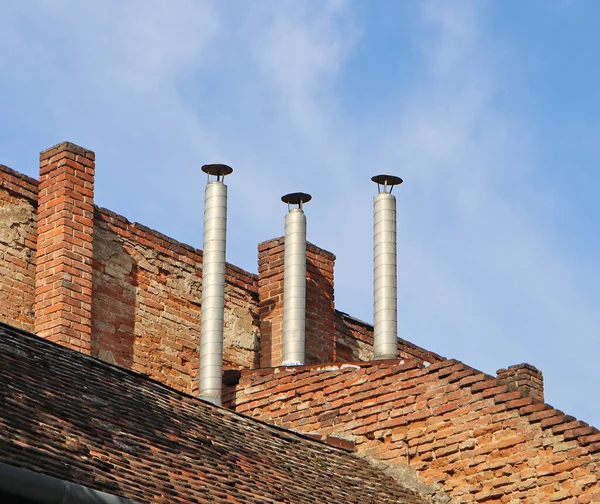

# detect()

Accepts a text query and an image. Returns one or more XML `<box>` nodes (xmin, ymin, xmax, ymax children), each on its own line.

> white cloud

<box><xmin>374</xmin><ymin>0</ymin><xmax>600</xmax><ymax>422</ymax></box>
<box><xmin>250</xmin><ymin>0</ymin><xmax>358</xmax><ymax>135</ymax></box>
<box><xmin>0</xmin><ymin>0</ymin><xmax>598</xmax><ymax>426</ymax></box>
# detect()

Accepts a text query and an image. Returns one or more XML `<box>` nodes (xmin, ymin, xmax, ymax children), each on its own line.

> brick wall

<box><xmin>0</xmin><ymin>166</ymin><xmax>37</xmax><ymax>331</ymax></box>
<box><xmin>0</xmin><ymin>143</ymin><xmax>259</xmax><ymax>396</ymax></box>
<box><xmin>258</xmin><ymin>237</ymin><xmax>336</xmax><ymax>367</ymax></box>
<box><xmin>34</xmin><ymin>143</ymin><xmax>95</xmax><ymax>354</ymax></box>
<box><xmin>497</xmin><ymin>363</ymin><xmax>544</xmax><ymax>403</ymax></box>
<box><xmin>227</xmin><ymin>360</ymin><xmax>600</xmax><ymax>503</ymax></box>
<box><xmin>256</xmin><ymin>235</ymin><xmax>442</xmax><ymax>368</ymax></box>
<box><xmin>336</xmin><ymin>311</ymin><xmax>442</xmax><ymax>365</ymax></box>
<box><xmin>92</xmin><ymin>207</ymin><xmax>259</xmax><ymax>394</ymax></box>
<box><xmin>2</xmin><ymin>142</ymin><xmax>600</xmax><ymax>502</ymax></box>
<box><xmin>1</xmin><ymin>143</ymin><xmax>442</xmax><ymax>381</ymax></box>
<box><xmin>0</xmin><ymin>142</ymin><xmax>539</xmax><ymax>397</ymax></box>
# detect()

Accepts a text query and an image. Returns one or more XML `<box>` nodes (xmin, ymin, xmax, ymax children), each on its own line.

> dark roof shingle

<box><xmin>0</xmin><ymin>322</ymin><xmax>427</xmax><ymax>503</ymax></box>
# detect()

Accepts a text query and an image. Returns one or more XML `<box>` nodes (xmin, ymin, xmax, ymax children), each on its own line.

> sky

<box><xmin>1</xmin><ymin>0</ymin><xmax>599</xmax><ymax>427</ymax></box>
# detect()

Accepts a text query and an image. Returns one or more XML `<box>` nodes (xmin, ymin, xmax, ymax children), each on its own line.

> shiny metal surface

<box><xmin>282</xmin><ymin>207</ymin><xmax>307</xmax><ymax>366</ymax></box>
<box><xmin>199</xmin><ymin>181</ymin><xmax>228</xmax><ymax>405</ymax></box>
<box><xmin>373</xmin><ymin>191</ymin><xmax>398</xmax><ymax>359</ymax></box>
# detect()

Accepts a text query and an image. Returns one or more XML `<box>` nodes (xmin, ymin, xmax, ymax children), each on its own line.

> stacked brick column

<box><xmin>34</xmin><ymin>142</ymin><xmax>95</xmax><ymax>354</ymax></box>
<box><xmin>305</xmin><ymin>243</ymin><xmax>336</xmax><ymax>363</ymax></box>
<box><xmin>497</xmin><ymin>363</ymin><xmax>544</xmax><ymax>402</ymax></box>
<box><xmin>257</xmin><ymin>238</ymin><xmax>284</xmax><ymax>367</ymax></box>
<box><xmin>258</xmin><ymin>238</ymin><xmax>336</xmax><ymax>367</ymax></box>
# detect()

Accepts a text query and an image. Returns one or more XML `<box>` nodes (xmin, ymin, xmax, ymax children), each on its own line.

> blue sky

<box><xmin>1</xmin><ymin>1</ymin><xmax>599</xmax><ymax>427</ymax></box>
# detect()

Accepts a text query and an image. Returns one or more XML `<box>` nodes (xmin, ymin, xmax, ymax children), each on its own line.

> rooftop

<box><xmin>0</xmin><ymin>321</ymin><xmax>427</xmax><ymax>503</ymax></box>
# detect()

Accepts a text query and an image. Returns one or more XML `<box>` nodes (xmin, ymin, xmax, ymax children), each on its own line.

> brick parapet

<box><xmin>497</xmin><ymin>363</ymin><xmax>544</xmax><ymax>403</ymax></box>
<box><xmin>228</xmin><ymin>359</ymin><xmax>600</xmax><ymax>502</ymax></box>
<box><xmin>0</xmin><ymin>165</ymin><xmax>39</xmax><ymax>202</ymax></box>
<box><xmin>1</xmin><ymin>156</ymin><xmax>443</xmax><ymax>380</ymax></box>
<box><xmin>92</xmin><ymin>206</ymin><xmax>260</xmax><ymax>393</ymax></box>
<box><xmin>335</xmin><ymin>310</ymin><xmax>443</xmax><ymax>364</ymax></box>
<box><xmin>1</xmin><ymin>157</ymin><xmax>260</xmax><ymax>388</ymax></box>
<box><xmin>258</xmin><ymin>237</ymin><xmax>336</xmax><ymax>367</ymax></box>
<box><xmin>257</xmin><ymin>237</ymin><xmax>336</xmax><ymax>260</ymax></box>
<box><xmin>34</xmin><ymin>142</ymin><xmax>95</xmax><ymax>354</ymax></box>
<box><xmin>0</xmin><ymin>166</ymin><xmax>37</xmax><ymax>331</ymax></box>
<box><xmin>96</xmin><ymin>207</ymin><xmax>257</xmax><ymax>292</ymax></box>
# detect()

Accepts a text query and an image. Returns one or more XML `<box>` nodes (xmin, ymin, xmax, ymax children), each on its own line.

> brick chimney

<box><xmin>497</xmin><ymin>363</ymin><xmax>544</xmax><ymax>402</ymax></box>
<box><xmin>258</xmin><ymin>238</ymin><xmax>335</xmax><ymax>367</ymax></box>
<box><xmin>34</xmin><ymin>142</ymin><xmax>95</xmax><ymax>354</ymax></box>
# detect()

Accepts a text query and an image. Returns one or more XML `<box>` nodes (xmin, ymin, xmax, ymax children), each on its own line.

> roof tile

<box><xmin>0</xmin><ymin>322</ymin><xmax>428</xmax><ymax>503</ymax></box>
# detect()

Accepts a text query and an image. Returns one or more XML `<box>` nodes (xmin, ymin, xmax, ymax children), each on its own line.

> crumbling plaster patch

<box><xmin>0</xmin><ymin>204</ymin><xmax>35</xmax><ymax>258</ymax></box>
<box><xmin>224</xmin><ymin>305</ymin><xmax>259</xmax><ymax>354</ymax></box>
<box><xmin>0</xmin><ymin>198</ymin><xmax>36</xmax><ymax>331</ymax></box>
<box><xmin>356</xmin><ymin>454</ymin><xmax>454</xmax><ymax>504</ymax></box>
<box><xmin>92</xmin><ymin>222</ymin><xmax>260</xmax><ymax>377</ymax></box>
<box><xmin>94</xmin><ymin>227</ymin><xmax>134</xmax><ymax>277</ymax></box>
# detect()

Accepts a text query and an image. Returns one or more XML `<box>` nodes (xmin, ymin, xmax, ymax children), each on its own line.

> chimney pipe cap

<box><xmin>202</xmin><ymin>164</ymin><xmax>233</xmax><ymax>177</ymax></box>
<box><xmin>372</xmin><ymin>174</ymin><xmax>402</xmax><ymax>194</ymax></box>
<box><xmin>371</xmin><ymin>174</ymin><xmax>403</xmax><ymax>186</ymax></box>
<box><xmin>281</xmin><ymin>192</ymin><xmax>312</xmax><ymax>207</ymax></box>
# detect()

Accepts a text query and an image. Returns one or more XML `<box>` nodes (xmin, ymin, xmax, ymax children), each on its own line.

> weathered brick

<box><xmin>258</xmin><ymin>238</ymin><xmax>337</xmax><ymax>367</ymax></box>
<box><xmin>3</xmin><ymin>144</ymin><xmax>600</xmax><ymax>503</ymax></box>
<box><xmin>230</xmin><ymin>360</ymin><xmax>600</xmax><ymax>503</ymax></box>
<box><xmin>0</xmin><ymin>173</ymin><xmax>37</xmax><ymax>331</ymax></box>
<box><xmin>33</xmin><ymin>143</ymin><xmax>95</xmax><ymax>354</ymax></box>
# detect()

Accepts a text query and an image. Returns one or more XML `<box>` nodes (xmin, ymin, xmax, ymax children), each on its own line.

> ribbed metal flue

<box><xmin>372</xmin><ymin>174</ymin><xmax>402</xmax><ymax>360</ymax></box>
<box><xmin>281</xmin><ymin>192</ymin><xmax>311</xmax><ymax>366</ymax></box>
<box><xmin>199</xmin><ymin>164</ymin><xmax>232</xmax><ymax>406</ymax></box>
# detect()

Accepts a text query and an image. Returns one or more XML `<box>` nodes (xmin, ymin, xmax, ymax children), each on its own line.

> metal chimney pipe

<box><xmin>372</xmin><ymin>174</ymin><xmax>403</xmax><ymax>360</ymax></box>
<box><xmin>281</xmin><ymin>192</ymin><xmax>312</xmax><ymax>366</ymax></box>
<box><xmin>199</xmin><ymin>163</ymin><xmax>233</xmax><ymax>406</ymax></box>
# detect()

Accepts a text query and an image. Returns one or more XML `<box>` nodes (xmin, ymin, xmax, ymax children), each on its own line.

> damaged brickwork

<box><xmin>0</xmin><ymin>165</ymin><xmax>37</xmax><ymax>332</ymax></box>
<box><xmin>1</xmin><ymin>142</ymin><xmax>599</xmax><ymax>502</ymax></box>
<box><xmin>92</xmin><ymin>207</ymin><xmax>260</xmax><ymax>395</ymax></box>
<box><xmin>227</xmin><ymin>360</ymin><xmax>600</xmax><ymax>503</ymax></box>
<box><xmin>0</xmin><ymin>143</ymin><xmax>441</xmax><ymax>385</ymax></box>
<box><xmin>0</xmin><ymin>150</ymin><xmax>260</xmax><ymax>396</ymax></box>
<box><xmin>336</xmin><ymin>310</ymin><xmax>443</xmax><ymax>365</ymax></box>
<box><xmin>497</xmin><ymin>363</ymin><xmax>544</xmax><ymax>402</ymax></box>
<box><xmin>257</xmin><ymin>237</ymin><xmax>337</xmax><ymax>367</ymax></box>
